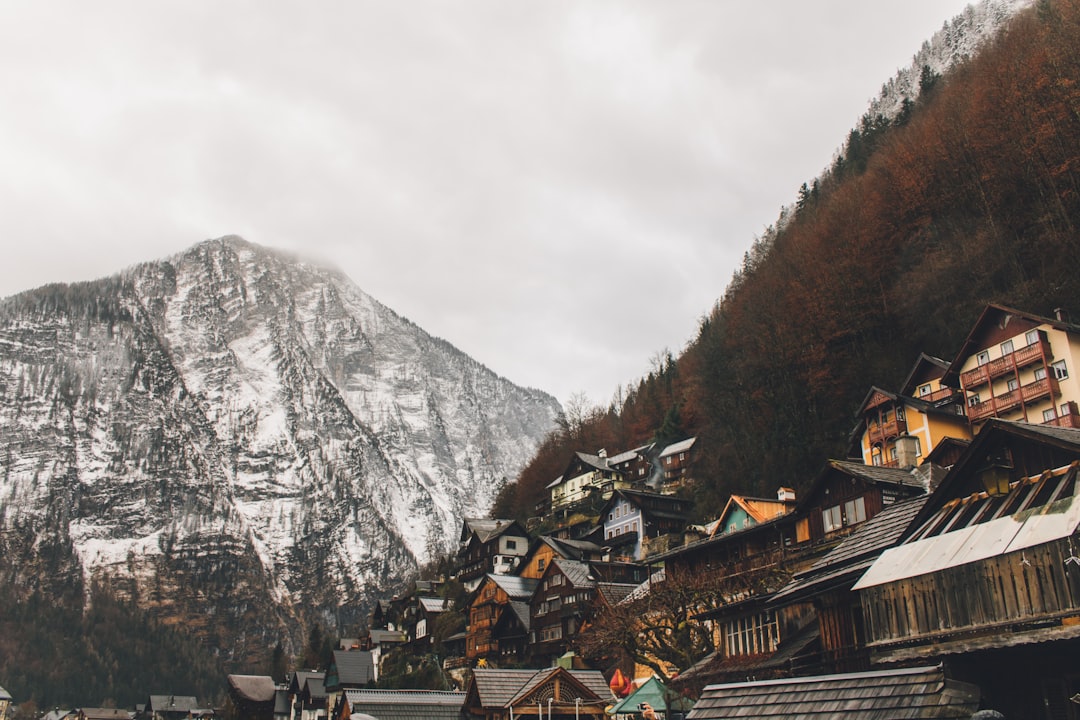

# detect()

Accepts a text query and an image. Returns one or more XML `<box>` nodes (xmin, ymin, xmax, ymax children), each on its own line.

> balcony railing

<box><xmin>967</xmin><ymin>376</ymin><xmax>1059</xmax><ymax>422</ymax></box>
<box><xmin>919</xmin><ymin>386</ymin><xmax>961</xmax><ymax>403</ymax></box>
<box><xmin>960</xmin><ymin>333</ymin><xmax>1050</xmax><ymax>390</ymax></box>
<box><xmin>1042</xmin><ymin>401</ymin><xmax>1080</xmax><ymax>428</ymax></box>
<box><xmin>866</xmin><ymin>416</ymin><xmax>907</xmax><ymax>446</ymax></box>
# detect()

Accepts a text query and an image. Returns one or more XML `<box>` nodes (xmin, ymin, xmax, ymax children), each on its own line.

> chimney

<box><xmin>895</xmin><ymin>434</ymin><xmax>920</xmax><ymax>470</ymax></box>
<box><xmin>777</xmin><ymin>487</ymin><xmax>796</xmax><ymax>502</ymax></box>
<box><xmin>1055</xmin><ymin>307</ymin><xmax>1069</xmax><ymax>322</ymax></box>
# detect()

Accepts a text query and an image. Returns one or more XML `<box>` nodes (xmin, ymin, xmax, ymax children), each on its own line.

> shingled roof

<box><xmin>227</xmin><ymin>675</ymin><xmax>277</xmax><ymax>703</ymax></box>
<box><xmin>686</xmin><ymin>665</ymin><xmax>979</xmax><ymax>720</ymax></box>
<box><xmin>343</xmin><ymin>689</ymin><xmax>465</xmax><ymax>720</ymax></box>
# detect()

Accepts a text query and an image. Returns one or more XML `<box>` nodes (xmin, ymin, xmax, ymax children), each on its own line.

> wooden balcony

<box><xmin>959</xmin><ymin>333</ymin><xmax>1050</xmax><ymax>390</ymax></box>
<box><xmin>919</xmin><ymin>386</ymin><xmax>961</xmax><ymax>403</ymax></box>
<box><xmin>866</xmin><ymin>416</ymin><xmax>907</xmax><ymax>446</ymax></box>
<box><xmin>967</xmin><ymin>376</ymin><xmax>1059</xmax><ymax>422</ymax></box>
<box><xmin>1043</xmin><ymin>401</ymin><xmax>1080</xmax><ymax>428</ymax></box>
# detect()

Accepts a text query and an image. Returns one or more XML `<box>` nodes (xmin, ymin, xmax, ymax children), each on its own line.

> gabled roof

<box><xmin>226</xmin><ymin>675</ymin><xmax>277</xmax><ymax>703</ymax></box>
<box><xmin>899</xmin><ymin>353</ymin><xmax>950</xmax><ymax>397</ymax></box>
<box><xmin>599</xmin><ymin>488</ymin><xmax>693</xmax><ymax>521</ymax></box>
<box><xmin>460</xmin><ymin>518</ymin><xmax>527</xmax><ymax>544</ymax></box>
<box><xmin>494</xmin><ymin>600</ymin><xmax>531</xmax><ymax>634</ymax></box>
<box><xmin>607</xmin><ymin>443</ymin><xmax>654</xmax><ymax>465</ymax></box>
<box><xmin>715</xmin><ymin>494</ymin><xmax>793</xmax><ymax>535</ymax></box>
<box><xmin>288</xmin><ymin>671</ymin><xmax>324</xmax><ymax>694</ymax></box>
<box><xmin>610</xmin><ymin>676</ymin><xmax>694</xmax><ymax>715</ymax></box>
<box><xmin>771</xmin><ymin>495</ymin><xmax>928</xmax><ymax>605</ymax></box>
<box><xmin>799</xmin><ymin>460</ymin><xmax>925</xmax><ymax>511</ymax></box>
<box><xmin>660</xmin><ymin>437</ymin><xmax>697</xmax><ymax>457</ymax></box>
<box><xmin>344</xmin><ymin>689</ymin><xmax>465</xmax><ymax>720</ymax></box>
<box><xmin>550</xmin><ymin>558</ymin><xmax>594</xmax><ymax>589</ymax></box>
<box><xmin>595</xmin><ymin>582</ymin><xmax>638</xmax><ymax>607</ymax></box>
<box><xmin>685</xmin><ymin>665</ymin><xmax>979</xmax><ymax>720</ymax></box>
<box><xmin>417</xmin><ymin>596</ymin><xmax>448</xmax><ymax>614</ymax></box>
<box><xmin>328</xmin><ymin>650</ymin><xmax>375</xmax><ymax>687</ymax></box>
<box><xmin>488</xmin><ymin>573</ymin><xmax>540</xmax><ymax>600</ymax></box>
<box><xmin>474</xmin><ymin>669</ymin><xmax>612</xmax><ymax>709</ymax></box>
<box><xmin>79</xmin><ymin>711</ymin><xmax>130</xmax><ymax>720</ymax></box>
<box><xmin>301</xmin><ymin>676</ymin><xmax>326</xmax><ymax>700</ymax></box>
<box><xmin>942</xmin><ymin>304</ymin><xmax>1080</xmax><ymax>386</ymax></box>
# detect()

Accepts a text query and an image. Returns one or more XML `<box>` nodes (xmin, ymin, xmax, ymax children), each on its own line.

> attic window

<box><xmin>918</xmin><ymin>384</ymin><xmax>932</xmax><ymax>397</ymax></box>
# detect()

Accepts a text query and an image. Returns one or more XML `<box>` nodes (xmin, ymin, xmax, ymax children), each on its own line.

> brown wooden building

<box><xmin>467</xmin><ymin>574</ymin><xmax>540</xmax><ymax>664</ymax></box>
<box><xmin>463</xmin><ymin>668</ymin><xmax>612</xmax><ymax>720</ymax></box>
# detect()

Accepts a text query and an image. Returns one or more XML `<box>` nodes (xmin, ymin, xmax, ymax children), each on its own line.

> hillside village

<box><xmin>7</xmin><ymin>303</ymin><xmax>1080</xmax><ymax>717</ymax></box>
<box><xmin>204</xmin><ymin>304</ymin><xmax>1080</xmax><ymax>720</ymax></box>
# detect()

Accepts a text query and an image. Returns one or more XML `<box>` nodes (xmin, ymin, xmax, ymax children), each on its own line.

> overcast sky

<box><xmin>0</xmin><ymin>1</ymin><xmax>976</xmax><ymax>408</ymax></box>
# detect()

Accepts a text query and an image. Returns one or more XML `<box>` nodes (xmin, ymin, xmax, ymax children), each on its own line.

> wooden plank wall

<box><xmin>862</xmin><ymin>535</ymin><xmax>1080</xmax><ymax>644</ymax></box>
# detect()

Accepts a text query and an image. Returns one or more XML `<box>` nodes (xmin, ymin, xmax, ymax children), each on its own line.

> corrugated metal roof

<box><xmin>418</xmin><ymin>596</ymin><xmax>448</xmax><ymax>613</ymax></box>
<box><xmin>686</xmin><ymin>665</ymin><xmax>979</xmax><ymax>720</ymax></box>
<box><xmin>854</xmin><ymin>493</ymin><xmax>1080</xmax><ymax>590</ymax></box>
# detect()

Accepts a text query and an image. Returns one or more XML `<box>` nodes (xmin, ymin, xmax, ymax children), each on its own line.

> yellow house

<box><xmin>942</xmin><ymin>305</ymin><xmax>1080</xmax><ymax>428</ymax></box>
<box><xmin>853</xmin><ymin>354</ymin><xmax>971</xmax><ymax>467</ymax></box>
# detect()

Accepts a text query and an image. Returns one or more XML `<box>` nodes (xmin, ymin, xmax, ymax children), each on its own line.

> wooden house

<box><xmin>463</xmin><ymin>667</ymin><xmax>612</xmax><ymax>720</ymax></box>
<box><xmin>527</xmin><ymin>558</ymin><xmax>636</xmax><ymax>666</ymax></box>
<box><xmin>794</xmin><ymin>460</ymin><xmax>926</xmax><ymax>546</ymax></box>
<box><xmin>769</xmin><ymin>495</ymin><xmax>928</xmax><ymax>675</ymax></box>
<box><xmin>849</xmin><ymin>354</ymin><xmax>970</xmax><ymax>468</ymax></box>
<box><xmin>942</xmin><ymin>304</ymin><xmax>1080</xmax><ymax>428</ymax></box>
<box><xmin>518</xmin><ymin>536</ymin><xmax>605</xmax><ymax>579</ymax></box>
<box><xmin>467</xmin><ymin>574</ymin><xmax>540</xmax><ymax>665</ymax></box>
<box><xmin>853</xmin><ymin>419</ymin><xmax>1080</xmax><ymax>718</ymax></box>
<box><xmin>713</xmin><ymin>489</ymin><xmax>796</xmax><ymax>537</ymax></box>
<box><xmin>455</xmin><ymin>519</ymin><xmax>530</xmax><ymax>591</ymax></box>
<box><xmin>657</xmin><ymin>437</ymin><xmax>697</xmax><ymax>488</ymax></box>
<box><xmin>606</xmin><ymin>444</ymin><xmax>655</xmax><ymax>484</ymax></box>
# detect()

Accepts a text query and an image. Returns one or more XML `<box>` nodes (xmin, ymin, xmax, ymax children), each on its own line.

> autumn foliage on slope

<box><xmin>495</xmin><ymin>0</ymin><xmax>1080</xmax><ymax>521</ymax></box>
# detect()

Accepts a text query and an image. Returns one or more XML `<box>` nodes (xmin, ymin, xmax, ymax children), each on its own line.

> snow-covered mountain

<box><xmin>0</xmin><ymin>236</ymin><xmax>560</xmax><ymax>661</ymax></box>
<box><xmin>867</xmin><ymin>0</ymin><xmax>1034</xmax><ymax>120</ymax></box>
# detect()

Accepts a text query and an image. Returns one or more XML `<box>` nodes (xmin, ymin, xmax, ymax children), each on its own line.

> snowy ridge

<box><xmin>0</xmin><ymin>236</ymin><xmax>560</xmax><ymax>660</ymax></box>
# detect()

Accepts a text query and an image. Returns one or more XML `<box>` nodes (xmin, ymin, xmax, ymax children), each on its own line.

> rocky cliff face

<box><xmin>0</xmin><ymin>236</ymin><xmax>560</xmax><ymax>662</ymax></box>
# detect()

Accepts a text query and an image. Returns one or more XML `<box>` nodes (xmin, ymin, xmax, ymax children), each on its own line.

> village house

<box><xmin>853</xmin><ymin>419</ymin><xmax>1080</xmax><ymax>719</ymax></box>
<box><xmin>144</xmin><ymin>696</ymin><xmax>208</xmax><ymax>720</ymax></box>
<box><xmin>225</xmin><ymin>676</ymin><xmax>278</xmax><ymax>720</ymax></box>
<box><xmin>850</xmin><ymin>354</ymin><xmax>971</xmax><ymax>468</ymax></box>
<box><xmin>942</xmin><ymin>304</ymin><xmax>1080</xmax><ymax>428</ymax></box>
<box><xmin>598</xmin><ymin>489</ymin><xmax>693</xmax><ymax>562</ymax></box>
<box><xmin>466</xmin><ymin>574</ymin><xmax>540</xmax><ymax>666</ymax></box>
<box><xmin>463</xmin><ymin>667</ymin><xmax>613</xmax><ymax>720</ymax></box>
<box><xmin>657</xmin><ymin>437</ymin><xmax>697</xmax><ymax>489</ymax></box>
<box><xmin>546</xmin><ymin>450</ymin><xmax>636</xmax><ymax>516</ymax></box>
<box><xmin>455</xmin><ymin>519</ymin><xmax>530</xmax><ymax>591</ymax></box>
<box><xmin>340</xmin><ymin>689</ymin><xmax>465</xmax><ymax>720</ymax></box>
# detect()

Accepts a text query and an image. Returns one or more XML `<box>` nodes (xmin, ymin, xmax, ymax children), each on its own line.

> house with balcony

<box><xmin>455</xmin><ymin>519</ymin><xmax>530</xmax><ymax>591</ymax></box>
<box><xmin>851</xmin><ymin>354</ymin><xmax>971</xmax><ymax>468</ymax></box>
<box><xmin>713</xmin><ymin>488</ymin><xmax>797</xmax><ymax>537</ymax></box>
<box><xmin>598</xmin><ymin>489</ymin><xmax>692</xmax><ymax>562</ymax></box>
<box><xmin>852</xmin><ymin>419</ymin><xmax>1080</xmax><ymax>719</ymax></box>
<box><xmin>942</xmin><ymin>304</ymin><xmax>1080</xmax><ymax>429</ymax></box>
<box><xmin>547</xmin><ymin>451</ymin><xmax>634</xmax><ymax>516</ymax></box>
<box><xmin>657</xmin><ymin>437</ymin><xmax>697</xmax><ymax>488</ymax></box>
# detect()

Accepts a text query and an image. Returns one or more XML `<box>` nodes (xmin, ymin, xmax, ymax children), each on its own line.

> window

<box><xmin>724</xmin><ymin>612</ymin><xmax>780</xmax><ymax>657</ymax></box>
<box><xmin>1063</xmin><ymin>403</ymin><xmax>1074</xmax><ymax>415</ymax></box>
<box><xmin>822</xmin><ymin>505</ymin><xmax>842</xmax><ymax>533</ymax></box>
<box><xmin>679</xmin><ymin>452</ymin><xmax>686</xmax><ymax>461</ymax></box>
<box><xmin>729</xmin><ymin>523</ymin><xmax>737</xmax><ymax>533</ymax></box>
<box><xmin>1001</xmin><ymin>339</ymin><xmax>1014</xmax><ymax>355</ymax></box>
<box><xmin>537</xmin><ymin>558</ymin><xmax>545</xmax><ymax>572</ymax></box>
<box><xmin>1053</xmin><ymin>360</ymin><xmax>1069</xmax><ymax>380</ymax></box>
<box><xmin>416</xmin><ymin>618</ymin><xmax>428</xmax><ymax>639</ymax></box>
<box><xmin>896</xmin><ymin>407</ymin><xmax>905</xmax><ymax>421</ymax></box>
<box><xmin>1044</xmin><ymin>409</ymin><xmax>1057</xmax><ymax>422</ymax></box>
<box><xmin>977</xmin><ymin>350</ymin><xmax>990</xmax><ymax>366</ymax></box>
<box><xmin>1035</xmin><ymin>366</ymin><xmax>1048</xmax><ymax>381</ymax></box>
<box><xmin>1007</xmin><ymin>377</ymin><xmax>1019</xmax><ymax>392</ymax></box>
<box><xmin>889</xmin><ymin>447</ymin><xmax>898</xmax><ymax>462</ymax></box>
<box><xmin>506</xmin><ymin>539</ymin><xmax>516</xmax><ymax>550</ymax></box>
<box><xmin>918</xmin><ymin>383</ymin><xmax>932</xmax><ymax>397</ymax></box>
<box><xmin>632</xmin><ymin>521</ymin><xmax>638</xmax><ymax>533</ymax></box>
<box><xmin>665</xmin><ymin>456</ymin><xmax>672</xmax><ymax>465</ymax></box>
<box><xmin>968</xmin><ymin>394</ymin><xmax>981</xmax><ymax>407</ymax></box>
<box><xmin>550</xmin><ymin>575</ymin><xmax>563</xmax><ymax>586</ymax></box>
<box><xmin>844</xmin><ymin>497</ymin><xmax>867</xmax><ymax>525</ymax></box>
<box><xmin>1026</xmin><ymin>329</ymin><xmax>1040</xmax><ymax>346</ymax></box>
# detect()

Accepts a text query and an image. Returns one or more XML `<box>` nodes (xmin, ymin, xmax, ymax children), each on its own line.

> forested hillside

<box><xmin>493</xmin><ymin>0</ymin><xmax>1080</xmax><ymax>520</ymax></box>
